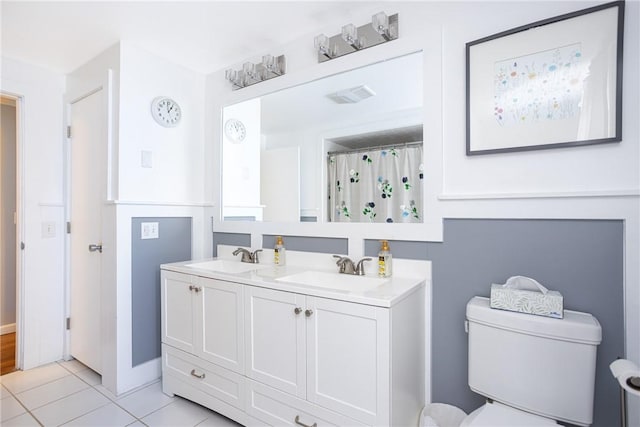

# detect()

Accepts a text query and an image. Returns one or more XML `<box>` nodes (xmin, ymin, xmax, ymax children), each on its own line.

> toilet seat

<box><xmin>460</xmin><ymin>402</ymin><xmax>559</xmax><ymax>427</ymax></box>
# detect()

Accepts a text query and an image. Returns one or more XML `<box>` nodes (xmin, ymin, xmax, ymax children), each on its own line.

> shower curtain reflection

<box><xmin>328</xmin><ymin>143</ymin><xmax>423</xmax><ymax>223</ymax></box>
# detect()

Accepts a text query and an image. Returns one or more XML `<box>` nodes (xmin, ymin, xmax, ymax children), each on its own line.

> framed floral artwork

<box><xmin>466</xmin><ymin>1</ymin><xmax>624</xmax><ymax>155</ymax></box>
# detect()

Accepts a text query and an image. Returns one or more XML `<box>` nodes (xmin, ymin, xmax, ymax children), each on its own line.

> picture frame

<box><xmin>466</xmin><ymin>1</ymin><xmax>624</xmax><ymax>155</ymax></box>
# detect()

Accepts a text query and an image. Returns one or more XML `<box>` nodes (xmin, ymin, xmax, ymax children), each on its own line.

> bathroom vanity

<box><xmin>160</xmin><ymin>247</ymin><xmax>427</xmax><ymax>427</ymax></box>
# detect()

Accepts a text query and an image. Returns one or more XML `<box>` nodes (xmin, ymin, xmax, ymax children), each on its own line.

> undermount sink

<box><xmin>275</xmin><ymin>270</ymin><xmax>388</xmax><ymax>292</ymax></box>
<box><xmin>184</xmin><ymin>260</ymin><xmax>267</xmax><ymax>274</ymax></box>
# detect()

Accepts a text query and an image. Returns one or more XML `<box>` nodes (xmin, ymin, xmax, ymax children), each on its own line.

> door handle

<box><xmin>294</xmin><ymin>415</ymin><xmax>317</xmax><ymax>427</ymax></box>
<box><xmin>88</xmin><ymin>244</ymin><xmax>102</xmax><ymax>253</ymax></box>
<box><xmin>305</xmin><ymin>309</ymin><xmax>313</xmax><ymax>317</ymax></box>
<box><xmin>294</xmin><ymin>307</ymin><xmax>303</xmax><ymax>315</ymax></box>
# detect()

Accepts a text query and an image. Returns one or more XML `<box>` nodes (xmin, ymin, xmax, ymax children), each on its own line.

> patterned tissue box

<box><xmin>490</xmin><ymin>283</ymin><xmax>564</xmax><ymax>319</ymax></box>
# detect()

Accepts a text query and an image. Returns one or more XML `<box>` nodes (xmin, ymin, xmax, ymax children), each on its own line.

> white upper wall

<box><xmin>118</xmin><ymin>42</ymin><xmax>205</xmax><ymax>203</ymax></box>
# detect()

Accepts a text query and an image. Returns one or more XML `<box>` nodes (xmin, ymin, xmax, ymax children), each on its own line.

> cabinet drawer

<box><xmin>246</xmin><ymin>379</ymin><xmax>367</xmax><ymax>427</ymax></box>
<box><xmin>162</xmin><ymin>344</ymin><xmax>245</xmax><ymax>410</ymax></box>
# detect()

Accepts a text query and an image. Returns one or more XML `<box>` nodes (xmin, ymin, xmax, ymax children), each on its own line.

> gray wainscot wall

<box><xmin>214</xmin><ymin>218</ymin><xmax>624</xmax><ymax>427</ymax></box>
<box><xmin>131</xmin><ymin>217</ymin><xmax>192</xmax><ymax>367</ymax></box>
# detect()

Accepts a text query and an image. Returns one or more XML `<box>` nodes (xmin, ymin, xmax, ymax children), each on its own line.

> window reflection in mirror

<box><xmin>221</xmin><ymin>51</ymin><xmax>423</xmax><ymax>223</ymax></box>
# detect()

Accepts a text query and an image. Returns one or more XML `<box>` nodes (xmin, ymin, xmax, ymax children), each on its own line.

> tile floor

<box><xmin>0</xmin><ymin>360</ymin><xmax>242</xmax><ymax>426</ymax></box>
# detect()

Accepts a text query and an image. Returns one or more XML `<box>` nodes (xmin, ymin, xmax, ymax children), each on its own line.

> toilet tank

<box><xmin>466</xmin><ymin>297</ymin><xmax>602</xmax><ymax>427</ymax></box>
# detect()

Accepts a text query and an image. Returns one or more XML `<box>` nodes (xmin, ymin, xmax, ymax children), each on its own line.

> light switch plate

<box><xmin>141</xmin><ymin>222</ymin><xmax>159</xmax><ymax>239</ymax></box>
<box><xmin>141</xmin><ymin>150</ymin><xmax>153</xmax><ymax>168</ymax></box>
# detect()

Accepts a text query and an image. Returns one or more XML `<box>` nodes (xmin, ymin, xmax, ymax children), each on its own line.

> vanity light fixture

<box><xmin>314</xmin><ymin>11</ymin><xmax>398</xmax><ymax>63</ymax></box>
<box><xmin>225</xmin><ymin>54</ymin><xmax>286</xmax><ymax>90</ymax></box>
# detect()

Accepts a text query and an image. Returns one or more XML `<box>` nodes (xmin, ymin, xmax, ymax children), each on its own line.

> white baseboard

<box><xmin>1</xmin><ymin>323</ymin><xmax>16</xmax><ymax>335</ymax></box>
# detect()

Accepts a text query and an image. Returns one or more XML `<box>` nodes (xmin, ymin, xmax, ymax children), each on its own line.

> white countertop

<box><xmin>161</xmin><ymin>246</ymin><xmax>429</xmax><ymax>308</ymax></box>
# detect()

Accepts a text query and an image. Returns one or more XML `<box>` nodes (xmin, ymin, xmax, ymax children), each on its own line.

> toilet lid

<box><xmin>461</xmin><ymin>402</ymin><xmax>558</xmax><ymax>427</ymax></box>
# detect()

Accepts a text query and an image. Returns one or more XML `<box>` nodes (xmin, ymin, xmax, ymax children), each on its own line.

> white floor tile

<box><xmin>0</xmin><ymin>412</ymin><xmax>41</xmax><ymax>426</ymax></box>
<box><xmin>1</xmin><ymin>395</ymin><xmax>27</xmax><ymax>422</ymax></box>
<box><xmin>61</xmin><ymin>402</ymin><xmax>136</xmax><ymax>426</ymax></box>
<box><xmin>0</xmin><ymin>384</ymin><xmax>10</xmax><ymax>399</ymax></box>
<box><xmin>196</xmin><ymin>411</ymin><xmax>242</xmax><ymax>427</ymax></box>
<box><xmin>57</xmin><ymin>359</ymin><xmax>88</xmax><ymax>374</ymax></box>
<box><xmin>31</xmin><ymin>387</ymin><xmax>109</xmax><ymax>426</ymax></box>
<box><xmin>16</xmin><ymin>374</ymin><xmax>89</xmax><ymax>410</ymax></box>
<box><xmin>116</xmin><ymin>381</ymin><xmax>174</xmax><ymax>418</ymax></box>
<box><xmin>94</xmin><ymin>384</ymin><xmax>119</xmax><ymax>401</ymax></box>
<box><xmin>1</xmin><ymin>363</ymin><xmax>70</xmax><ymax>394</ymax></box>
<box><xmin>141</xmin><ymin>398</ymin><xmax>211</xmax><ymax>427</ymax></box>
<box><xmin>75</xmin><ymin>367</ymin><xmax>102</xmax><ymax>386</ymax></box>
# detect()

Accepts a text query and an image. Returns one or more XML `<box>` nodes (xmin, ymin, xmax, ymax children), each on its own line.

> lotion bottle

<box><xmin>378</xmin><ymin>240</ymin><xmax>392</xmax><ymax>277</ymax></box>
<box><xmin>274</xmin><ymin>236</ymin><xmax>286</xmax><ymax>266</ymax></box>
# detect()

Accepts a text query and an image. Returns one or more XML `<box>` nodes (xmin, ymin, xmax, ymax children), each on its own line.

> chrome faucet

<box><xmin>233</xmin><ymin>248</ymin><xmax>262</xmax><ymax>263</ymax></box>
<box><xmin>333</xmin><ymin>255</ymin><xmax>372</xmax><ymax>275</ymax></box>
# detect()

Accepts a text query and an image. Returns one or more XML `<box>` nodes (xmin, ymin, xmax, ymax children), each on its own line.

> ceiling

<box><xmin>1</xmin><ymin>1</ymin><xmax>386</xmax><ymax>75</ymax></box>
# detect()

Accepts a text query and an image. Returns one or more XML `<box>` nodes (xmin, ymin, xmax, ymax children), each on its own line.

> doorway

<box><xmin>1</xmin><ymin>96</ymin><xmax>18</xmax><ymax>375</ymax></box>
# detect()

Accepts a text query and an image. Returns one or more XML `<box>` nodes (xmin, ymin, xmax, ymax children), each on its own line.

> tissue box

<box><xmin>490</xmin><ymin>284</ymin><xmax>563</xmax><ymax>319</ymax></box>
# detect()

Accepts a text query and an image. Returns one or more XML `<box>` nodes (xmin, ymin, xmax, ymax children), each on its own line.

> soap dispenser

<box><xmin>274</xmin><ymin>236</ymin><xmax>286</xmax><ymax>266</ymax></box>
<box><xmin>378</xmin><ymin>240</ymin><xmax>392</xmax><ymax>277</ymax></box>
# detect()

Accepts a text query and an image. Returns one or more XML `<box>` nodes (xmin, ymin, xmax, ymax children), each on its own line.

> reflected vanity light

<box><xmin>314</xmin><ymin>11</ymin><xmax>398</xmax><ymax>63</ymax></box>
<box><xmin>225</xmin><ymin>54</ymin><xmax>286</xmax><ymax>90</ymax></box>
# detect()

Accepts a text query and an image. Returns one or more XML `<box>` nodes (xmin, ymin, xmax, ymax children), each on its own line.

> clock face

<box><xmin>151</xmin><ymin>97</ymin><xmax>181</xmax><ymax>127</ymax></box>
<box><xmin>225</xmin><ymin>119</ymin><xmax>247</xmax><ymax>142</ymax></box>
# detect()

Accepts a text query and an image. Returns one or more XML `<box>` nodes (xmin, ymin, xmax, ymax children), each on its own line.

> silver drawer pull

<box><xmin>294</xmin><ymin>415</ymin><xmax>317</xmax><ymax>427</ymax></box>
<box><xmin>190</xmin><ymin>369</ymin><xmax>205</xmax><ymax>379</ymax></box>
<box><xmin>305</xmin><ymin>309</ymin><xmax>313</xmax><ymax>317</ymax></box>
<box><xmin>294</xmin><ymin>307</ymin><xmax>303</xmax><ymax>315</ymax></box>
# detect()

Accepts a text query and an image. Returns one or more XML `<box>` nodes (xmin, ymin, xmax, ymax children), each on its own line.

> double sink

<box><xmin>184</xmin><ymin>259</ymin><xmax>388</xmax><ymax>293</ymax></box>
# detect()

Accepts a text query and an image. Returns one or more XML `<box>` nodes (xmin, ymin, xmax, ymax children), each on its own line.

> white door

<box><xmin>306</xmin><ymin>297</ymin><xmax>390</xmax><ymax>425</ymax></box>
<box><xmin>245</xmin><ymin>286</ymin><xmax>306</xmax><ymax>397</ymax></box>
<box><xmin>69</xmin><ymin>89</ymin><xmax>105</xmax><ymax>374</ymax></box>
<box><xmin>261</xmin><ymin>147</ymin><xmax>300</xmax><ymax>222</ymax></box>
<box><xmin>195</xmin><ymin>277</ymin><xmax>244</xmax><ymax>373</ymax></box>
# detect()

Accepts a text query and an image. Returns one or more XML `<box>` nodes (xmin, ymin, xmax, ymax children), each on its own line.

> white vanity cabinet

<box><xmin>244</xmin><ymin>286</ymin><xmax>391</xmax><ymax>425</ymax></box>
<box><xmin>161</xmin><ymin>271</ymin><xmax>244</xmax><ymax>373</ymax></box>
<box><xmin>161</xmin><ymin>265</ymin><xmax>425</xmax><ymax>427</ymax></box>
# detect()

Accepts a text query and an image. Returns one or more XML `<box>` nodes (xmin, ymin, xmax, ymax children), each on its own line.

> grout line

<box><xmin>1</xmin><ymin>383</ymin><xmax>44</xmax><ymax>426</ymax></box>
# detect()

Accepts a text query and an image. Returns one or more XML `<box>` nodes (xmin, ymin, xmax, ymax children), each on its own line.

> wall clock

<box><xmin>151</xmin><ymin>96</ymin><xmax>181</xmax><ymax>127</ymax></box>
<box><xmin>224</xmin><ymin>118</ymin><xmax>247</xmax><ymax>142</ymax></box>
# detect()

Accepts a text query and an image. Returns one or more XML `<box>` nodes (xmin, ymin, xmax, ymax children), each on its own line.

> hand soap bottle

<box><xmin>378</xmin><ymin>240</ymin><xmax>392</xmax><ymax>277</ymax></box>
<box><xmin>274</xmin><ymin>236</ymin><xmax>286</xmax><ymax>266</ymax></box>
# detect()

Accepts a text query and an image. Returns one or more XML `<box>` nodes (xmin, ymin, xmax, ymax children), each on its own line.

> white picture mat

<box><xmin>468</xmin><ymin>6</ymin><xmax>619</xmax><ymax>152</ymax></box>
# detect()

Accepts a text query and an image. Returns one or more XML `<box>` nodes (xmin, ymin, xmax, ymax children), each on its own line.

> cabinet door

<box><xmin>161</xmin><ymin>271</ymin><xmax>195</xmax><ymax>353</ymax></box>
<box><xmin>245</xmin><ymin>286</ymin><xmax>306</xmax><ymax>398</ymax></box>
<box><xmin>306</xmin><ymin>297</ymin><xmax>390</xmax><ymax>425</ymax></box>
<box><xmin>194</xmin><ymin>277</ymin><xmax>245</xmax><ymax>374</ymax></box>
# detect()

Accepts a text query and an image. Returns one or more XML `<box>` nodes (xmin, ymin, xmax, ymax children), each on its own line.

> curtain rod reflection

<box><xmin>327</xmin><ymin>141</ymin><xmax>422</xmax><ymax>156</ymax></box>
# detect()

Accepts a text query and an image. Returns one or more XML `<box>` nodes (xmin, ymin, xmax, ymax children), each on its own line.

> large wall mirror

<box><xmin>222</xmin><ymin>51</ymin><xmax>423</xmax><ymax>223</ymax></box>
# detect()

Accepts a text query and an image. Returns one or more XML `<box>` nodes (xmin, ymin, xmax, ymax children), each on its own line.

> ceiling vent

<box><xmin>326</xmin><ymin>85</ymin><xmax>376</xmax><ymax>104</ymax></box>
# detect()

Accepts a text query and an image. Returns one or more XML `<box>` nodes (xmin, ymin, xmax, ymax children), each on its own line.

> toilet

<box><xmin>462</xmin><ymin>296</ymin><xmax>602</xmax><ymax>427</ymax></box>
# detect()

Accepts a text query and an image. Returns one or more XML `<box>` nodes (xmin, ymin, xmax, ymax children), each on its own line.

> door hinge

<box><xmin>67</xmin><ymin>126</ymin><xmax>72</xmax><ymax>138</ymax></box>
<box><xmin>66</xmin><ymin>317</ymin><xmax>71</xmax><ymax>330</ymax></box>
<box><xmin>66</xmin><ymin>222</ymin><xmax>71</xmax><ymax>234</ymax></box>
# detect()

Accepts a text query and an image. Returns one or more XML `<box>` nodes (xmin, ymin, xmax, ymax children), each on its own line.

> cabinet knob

<box><xmin>294</xmin><ymin>415</ymin><xmax>317</xmax><ymax>427</ymax></box>
<box><xmin>190</xmin><ymin>369</ymin><xmax>205</xmax><ymax>379</ymax></box>
<box><xmin>305</xmin><ymin>309</ymin><xmax>313</xmax><ymax>317</ymax></box>
<box><xmin>189</xmin><ymin>286</ymin><xmax>202</xmax><ymax>293</ymax></box>
<box><xmin>294</xmin><ymin>307</ymin><xmax>303</xmax><ymax>315</ymax></box>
